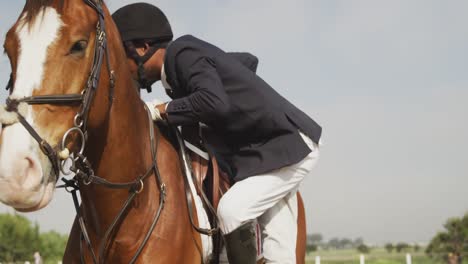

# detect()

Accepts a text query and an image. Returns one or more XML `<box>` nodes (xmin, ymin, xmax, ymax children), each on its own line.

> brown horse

<box><xmin>0</xmin><ymin>0</ymin><xmax>307</xmax><ymax>263</ymax></box>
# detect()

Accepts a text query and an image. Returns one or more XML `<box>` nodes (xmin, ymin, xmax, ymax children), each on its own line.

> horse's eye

<box><xmin>70</xmin><ymin>40</ymin><xmax>88</xmax><ymax>54</ymax></box>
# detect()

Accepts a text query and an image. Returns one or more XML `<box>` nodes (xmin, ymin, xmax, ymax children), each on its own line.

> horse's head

<box><xmin>0</xmin><ymin>0</ymin><xmax>118</xmax><ymax>211</ymax></box>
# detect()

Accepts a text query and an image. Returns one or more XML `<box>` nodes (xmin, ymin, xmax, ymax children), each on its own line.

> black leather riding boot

<box><xmin>224</xmin><ymin>221</ymin><xmax>257</xmax><ymax>264</ymax></box>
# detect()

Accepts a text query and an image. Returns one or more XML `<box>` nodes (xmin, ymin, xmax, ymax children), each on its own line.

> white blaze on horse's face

<box><xmin>0</xmin><ymin>7</ymin><xmax>63</xmax><ymax>211</ymax></box>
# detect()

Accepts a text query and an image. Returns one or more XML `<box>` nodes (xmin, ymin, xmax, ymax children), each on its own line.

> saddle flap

<box><xmin>188</xmin><ymin>148</ymin><xmax>231</xmax><ymax>210</ymax></box>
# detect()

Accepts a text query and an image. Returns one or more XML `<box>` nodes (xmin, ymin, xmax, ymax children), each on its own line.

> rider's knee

<box><xmin>217</xmin><ymin>195</ymin><xmax>248</xmax><ymax>233</ymax></box>
<box><xmin>217</xmin><ymin>195</ymin><xmax>237</xmax><ymax>222</ymax></box>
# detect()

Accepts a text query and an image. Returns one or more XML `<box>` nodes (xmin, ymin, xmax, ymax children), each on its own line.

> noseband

<box><xmin>4</xmin><ymin>0</ymin><xmax>114</xmax><ymax>178</ymax></box>
<box><xmin>2</xmin><ymin>1</ymin><xmax>167</xmax><ymax>263</ymax></box>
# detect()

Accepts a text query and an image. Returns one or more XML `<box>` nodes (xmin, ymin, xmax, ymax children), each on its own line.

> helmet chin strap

<box><xmin>124</xmin><ymin>41</ymin><xmax>160</xmax><ymax>92</ymax></box>
<box><xmin>137</xmin><ymin>61</ymin><xmax>153</xmax><ymax>93</ymax></box>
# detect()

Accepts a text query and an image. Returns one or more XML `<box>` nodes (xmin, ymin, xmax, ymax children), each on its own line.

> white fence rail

<box><xmin>314</xmin><ymin>254</ymin><xmax>414</xmax><ymax>264</ymax></box>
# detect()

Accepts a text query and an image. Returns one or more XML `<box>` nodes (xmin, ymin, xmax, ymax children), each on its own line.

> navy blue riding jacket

<box><xmin>163</xmin><ymin>35</ymin><xmax>322</xmax><ymax>181</ymax></box>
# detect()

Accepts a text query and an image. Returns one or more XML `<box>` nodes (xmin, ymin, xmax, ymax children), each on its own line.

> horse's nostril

<box><xmin>20</xmin><ymin>156</ymin><xmax>43</xmax><ymax>190</ymax></box>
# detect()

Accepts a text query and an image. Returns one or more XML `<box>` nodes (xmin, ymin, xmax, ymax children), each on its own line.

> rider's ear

<box><xmin>141</xmin><ymin>42</ymin><xmax>151</xmax><ymax>55</ymax></box>
<box><xmin>135</xmin><ymin>43</ymin><xmax>150</xmax><ymax>57</ymax></box>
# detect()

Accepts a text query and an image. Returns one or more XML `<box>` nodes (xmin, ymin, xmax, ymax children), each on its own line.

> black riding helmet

<box><xmin>112</xmin><ymin>3</ymin><xmax>173</xmax><ymax>92</ymax></box>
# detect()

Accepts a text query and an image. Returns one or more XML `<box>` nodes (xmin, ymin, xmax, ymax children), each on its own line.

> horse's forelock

<box><xmin>22</xmin><ymin>0</ymin><xmax>106</xmax><ymax>25</ymax></box>
<box><xmin>22</xmin><ymin>0</ymin><xmax>65</xmax><ymax>25</ymax></box>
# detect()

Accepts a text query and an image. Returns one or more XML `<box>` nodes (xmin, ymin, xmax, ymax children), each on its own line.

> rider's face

<box><xmin>125</xmin><ymin>43</ymin><xmax>163</xmax><ymax>84</ymax></box>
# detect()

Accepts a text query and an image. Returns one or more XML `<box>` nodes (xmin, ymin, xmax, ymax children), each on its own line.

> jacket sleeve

<box><xmin>227</xmin><ymin>52</ymin><xmax>259</xmax><ymax>73</ymax></box>
<box><xmin>166</xmin><ymin>47</ymin><xmax>230</xmax><ymax>126</ymax></box>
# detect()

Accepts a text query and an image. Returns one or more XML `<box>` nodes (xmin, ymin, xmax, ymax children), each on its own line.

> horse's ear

<box><xmin>84</xmin><ymin>0</ymin><xmax>103</xmax><ymax>6</ymax></box>
<box><xmin>5</xmin><ymin>73</ymin><xmax>13</xmax><ymax>91</ymax></box>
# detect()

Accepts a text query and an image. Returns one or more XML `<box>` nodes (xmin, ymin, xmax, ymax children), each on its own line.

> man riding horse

<box><xmin>112</xmin><ymin>3</ymin><xmax>322</xmax><ymax>264</ymax></box>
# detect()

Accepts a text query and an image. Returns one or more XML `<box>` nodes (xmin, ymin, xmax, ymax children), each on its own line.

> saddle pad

<box><xmin>185</xmin><ymin>160</ymin><xmax>213</xmax><ymax>263</ymax></box>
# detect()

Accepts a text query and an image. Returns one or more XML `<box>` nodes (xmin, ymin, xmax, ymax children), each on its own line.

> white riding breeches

<box><xmin>217</xmin><ymin>132</ymin><xmax>320</xmax><ymax>264</ymax></box>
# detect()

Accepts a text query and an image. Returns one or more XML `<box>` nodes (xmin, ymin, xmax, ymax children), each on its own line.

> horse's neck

<box><xmin>79</xmin><ymin>59</ymin><xmax>158</xmax><ymax>235</ymax></box>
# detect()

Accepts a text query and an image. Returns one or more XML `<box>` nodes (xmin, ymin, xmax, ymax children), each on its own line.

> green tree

<box><xmin>328</xmin><ymin>237</ymin><xmax>341</xmax><ymax>249</ymax></box>
<box><xmin>307</xmin><ymin>233</ymin><xmax>323</xmax><ymax>252</ymax></box>
<box><xmin>306</xmin><ymin>244</ymin><xmax>318</xmax><ymax>253</ymax></box>
<box><xmin>395</xmin><ymin>242</ymin><xmax>410</xmax><ymax>253</ymax></box>
<box><xmin>0</xmin><ymin>213</ymin><xmax>68</xmax><ymax>263</ymax></box>
<box><xmin>357</xmin><ymin>244</ymin><xmax>370</xmax><ymax>254</ymax></box>
<box><xmin>0</xmin><ymin>213</ymin><xmax>40</xmax><ymax>262</ymax></box>
<box><xmin>39</xmin><ymin>231</ymin><xmax>68</xmax><ymax>262</ymax></box>
<box><xmin>426</xmin><ymin>213</ymin><xmax>468</xmax><ymax>263</ymax></box>
<box><xmin>385</xmin><ymin>243</ymin><xmax>394</xmax><ymax>253</ymax></box>
<box><xmin>339</xmin><ymin>238</ymin><xmax>353</xmax><ymax>249</ymax></box>
<box><xmin>307</xmin><ymin>233</ymin><xmax>323</xmax><ymax>245</ymax></box>
<box><xmin>353</xmin><ymin>237</ymin><xmax>364</xmax><ymax>248</ymax></box>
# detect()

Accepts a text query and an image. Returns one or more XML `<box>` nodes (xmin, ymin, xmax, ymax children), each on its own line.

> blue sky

<box><xmin>0</xmin><ymin>0</ymin><xmax>467</xmax><ymax>244</ymax></box>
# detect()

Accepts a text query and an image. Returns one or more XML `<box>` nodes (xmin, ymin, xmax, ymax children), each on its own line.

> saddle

<box><xmin>171</xmin><ymin>124</ymin><xmax>264</xmax><ymax>264</ymax></box>
<box><xmin>182</xmin><ymin>126</ymin><xmax>231</xmax><ymax>211</ymax></box>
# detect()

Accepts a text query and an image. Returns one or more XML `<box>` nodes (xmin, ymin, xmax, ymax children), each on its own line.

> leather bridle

<box><xmin>4</xmin><ymin>0</ymin><xmax>113</xmax><ymax>178</ymax></box>
<box><xmin>2</xmin><ymin>1</ymin><xmax>168</xmax><ymax>263</ymax></box>
<box><xmin>3</xmin><ymin>0</ymin><xmax>219</xmax><ymax>262</ymax></box>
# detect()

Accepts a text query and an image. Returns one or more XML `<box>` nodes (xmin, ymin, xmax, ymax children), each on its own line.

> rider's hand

<box><xmin>144</xmin><ymin>101</ymin><xmax>163</xmax><ymax>121</ymax></box>
<box><xmin>155</xmin><ymin>103</ymin><xmax>167</xmax><ymax>119</ymax></box>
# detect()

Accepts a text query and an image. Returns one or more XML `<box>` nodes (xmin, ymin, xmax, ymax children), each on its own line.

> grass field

<box><xmin>305</xmin><ymin>248</ymin><xmax>467</xmax><ymax>264</ymax></box>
